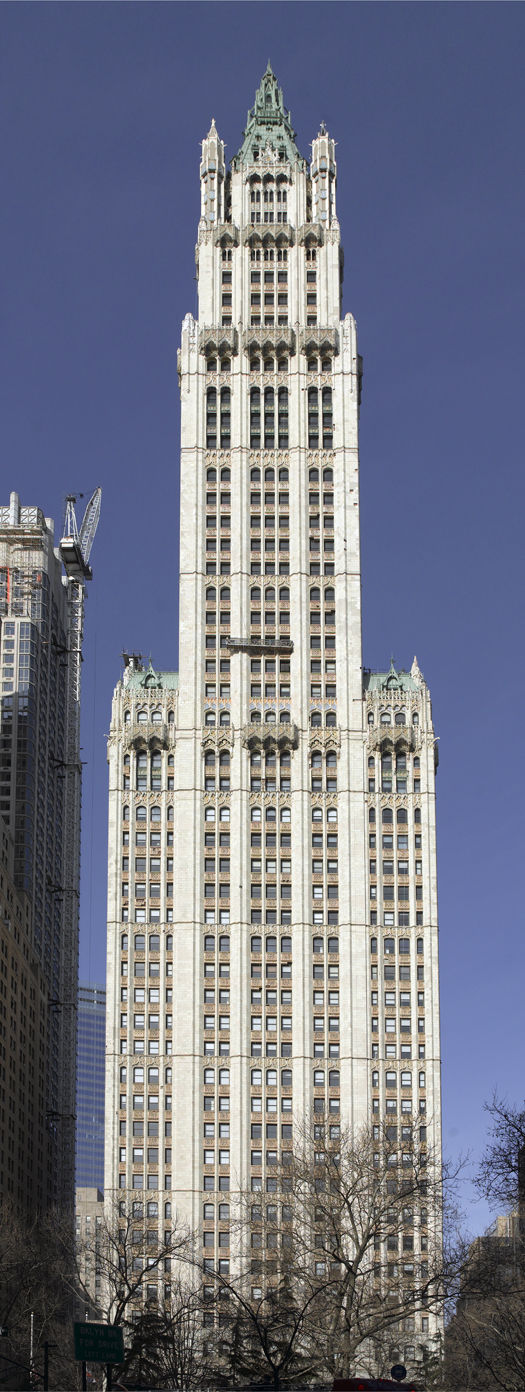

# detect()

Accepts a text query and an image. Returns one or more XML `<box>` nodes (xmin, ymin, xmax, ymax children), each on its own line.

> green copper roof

<box><xmin>233</xmin><ymin>62</ymin><xmax>306</xmax><ymax>169</ymax></box>
<box><xmin>123</xmin><ymin>661</ymin><xmax>179</xmax><ymax>692</ymax></box>
<box><xmin>363</xmin><ymin>659</ymin><xmax>419</xmax><ymax>694</ymax></box>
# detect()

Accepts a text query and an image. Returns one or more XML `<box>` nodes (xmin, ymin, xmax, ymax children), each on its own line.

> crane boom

<box><xmin>79</xmin><ymin>486</ymin><xmax>102</xmax><ymax>565</ymax></box>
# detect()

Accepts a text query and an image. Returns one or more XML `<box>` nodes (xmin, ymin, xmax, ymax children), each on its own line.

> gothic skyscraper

<box><xmin>105</xmin><ymin>67</ymin><xmax>441</xmax><ymax>1359</ymax></box>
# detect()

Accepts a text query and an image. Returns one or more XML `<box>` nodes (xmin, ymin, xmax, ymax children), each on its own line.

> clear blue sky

<box><xmin>1</xmin><ymin>2</ymin><xmax>523</xmax><ymax>1235</ymax></box>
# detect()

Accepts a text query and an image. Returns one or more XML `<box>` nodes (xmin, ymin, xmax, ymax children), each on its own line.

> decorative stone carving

<box><xmin>199</xmin><ymin>326</ymin><xmax>238</xmax><ymax>358</ymax></box>
<box><xmin>367</xmin><ymin>726</ymin><xmax>420</xmax><ymax>753</ymax></box>
<box><xmin>240</xmin><ymin>225</ymin><xmax>295</xmax><ymax>247</ymax></box>
<box><xmin>297</xmin><ymin>224</ymin><xmax>324</xmax><ymax>245</ymax></box>
<box><xmin>299</xmin><ymin>327</ymin><xmax>339</xmax><ymax>357</ymax></box>
<box><xmin>242</xmin><ymin>327</ymin><xmax>295</xmax><ymax>357</ymax></box>
<box><xmin>241</xmin><ymin>724</ymin><xmax>298</xmax><ymax>752</ymax></box>
<box><xmin>213</xmin><ymin>225</ymin><xmax>240</xmax><ymax>246</ymax></box>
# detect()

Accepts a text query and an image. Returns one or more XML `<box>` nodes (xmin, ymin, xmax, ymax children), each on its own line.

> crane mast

<box><xmin>57</xmin><ymin>488</ymin><xmax>101</xmax><ymax>1203</ymax></box>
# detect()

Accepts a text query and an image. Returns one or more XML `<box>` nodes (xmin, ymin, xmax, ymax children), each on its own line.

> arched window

<box><xmin>264</xmin><ymin>388</ymin><xmax>275</xmax><ymax>448</ymax></box>
<box><xmin>168</xmin><ymin>711</ymin><xmax>174</xmax><ymax>725</ymax></box>
<box><xmin>204</xmin><ymin>710</ymin><xmax>215</xmax><ymax>726</ymax></box>
<box><xmin>265</xmin><ymin>587</ymin><xmax>275</xmax><ymax>604</ymax></box>
<box><xmin>413</xmin><ymin>712</ymin><xmax>419</xmax><ymax>725</ymax></box>
<box><xmin>250</xmin><ymin>467</ymin><xmax>261</xmax><ymax>482</ymax></box>
<box><xmin>308</xmin><ymin>388</ymin><xmax>319</xmax><ymax>448</ymax></box>
<box><xmin>382</xmin><ymin>808</ymin><xmax>393</xmax><ymax>824</ymax></box>
<box><xmin>326</xmin><ymin>712</ymin><xmax>336</xmax><ymax>727</ymax></box>
<box><xmin>264</xmin><ymin>357</ymin><xmax>274</xmax><ymax>373</ymax></box>
<box><xmin>279</xmin><ymin>711</ymin><xmax>290</xmax><ymax>724</ymax></box>
<box><xmin>207</xmin><ymin>358</ymin><xmax>217</xmax><ymax>373</ymax></box>
<box><xmin>396</xmin><ymin>808</ymin><xmax>408</xmax><ymax>824</ymax></box>
<box><xmin>206</xmin><ymin>467</ymin><xmax>216</xmax><ymax>482</ymax></box>
<box><xmin>395</xmin><ymin>710</ymin><xmax>406</xmax><ymax>725</ymax></box>
<box><xmin>278</xmin><ymin>388</ymin><xmax>288</xmax><ymax>448</ymax></box>
<box><xmin>221</xmin><ymin>357</ymin><xmax>231</xmax><ymax>373</ymax></box>
<box><xmin>265</xmin><ymin>710</ymin><xmax>276</xmax><ymax>723</ymax></box>
<box><xmin>278</xmin><ymin>467</ymin><xmax>288</xmax><ymax>481</ymax></box>
<box><xmin>264</xmin><ymin>467</ymin><xmax>274</xmax><ymax>482</ymax></box>
<box><xmin>136</xmin><ymin>752</ymin><xmax>147</xmax><ymax>791</ymax></box>
<box><xmin>380</xmin><ymin>710</ymin><xmax>391</xmax><ymax>725</ymax></box>
<box><xmin>279</xmin><ymin>587</ymin><xmax>289</xmax><ymax>602</ymax></box>
<box><xmin>220</xmin><ymin>466</ymin><xmax>231</xmax><ymax>482</ymax></box>
<box><xmin>205</xmin><ymin>587</ymin><xmax>216</xmax><ymax>603</ymax></box>
<box><xmin>368</xmin><ymin>712</ymin><xmax>374</xmax><ymax>725</ymax></box>
<box><xmin>137</xmin><ymin>710</ymin><xmax>147</xmax><ymax>724</ymax></box>
<box><xmin>250</xmin><ymin>388</ymin><xmax>261</xmax><ymax>448</ymax></box>
<box><xmin>369</xmin><ymin>807</ymin><xmax>376</xmax><ymax>823</ymax></box>
<box><xmin>250</xmin><ymin>710</ymin><xmax>262</xmax><ymax>723</ymax></box>
<box><xmin>124</xmin><ymin>710</ymin><xmax>130</xmax><ymax>723</ymax></box>
<box><xmin>219</xmin><ymin>710</ymin><xmax>230</xmax><ymax>726</ymax></box>
<box><xmin>309</xmin><ymin>468</ymin><xmax>319</xmax><ymax>484</ymax></box>
<box><xmin>206</xmin><ymin>388</ymin><xmax>217</xmax><ymax>449</ymax></box>
<box><xmin>251</xmin><ymin>587</ymin><xmax>261</xmax><ymax>603</ymax></box>
<box><xmin>220</xmin><ymin>586</ymin><xmax>230</xmax><ymax>602</ymax></box>
<box><xmin>311</xmin><ymin>711</ymin><xmax>322</xmax><ymax>727</ymax></box>
<box><xmin>322</xmin><ymin>388</ymin><xmax>333</xmax><ymax>448</ymax></box>
<box><xmin>220</xmin><ymin>389</ymin><xmax>230</xmax><ymax>449</ymax></box>
<box><xmin>323</xmin><ymin>468</ymin><xmax>333</xmax><ymax>483</ymax></box>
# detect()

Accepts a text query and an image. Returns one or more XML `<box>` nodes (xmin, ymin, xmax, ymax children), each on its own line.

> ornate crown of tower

<box><xmin>232</xmin><ymin>62</ymin><xmax>306</xmax><ymax>169</ymax></box>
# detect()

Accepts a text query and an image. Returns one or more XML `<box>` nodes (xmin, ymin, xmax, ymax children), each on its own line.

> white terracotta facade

<box><xmin>105</xmin><ymin>68</ymin><xmax>442</xmax><ymax>1358</ymax></box>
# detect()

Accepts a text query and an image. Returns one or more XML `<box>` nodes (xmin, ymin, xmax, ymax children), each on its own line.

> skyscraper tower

<box><xmin>105</xmin><ymin>68</ymin><xmax>441</xmax><ymax>1356</ymax></box>
<box><xmin>76</xmin><ymin>983</ymin><xmax>106</xmax><ymax>1191</ymax></box>
<box><xmin>0</xmin><ymin>489</ymin><xmax>100</xmax><ymax>1209</ymax></box>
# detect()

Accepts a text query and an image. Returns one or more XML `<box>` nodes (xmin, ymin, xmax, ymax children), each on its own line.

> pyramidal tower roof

<box><xmin>233</xmin><ymin>62</ymin><xmax>306</xmax><ymax>168</ymax></box>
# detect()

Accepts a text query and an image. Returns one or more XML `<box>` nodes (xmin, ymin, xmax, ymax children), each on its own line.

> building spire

<box><xmin>233</xmin><ymin>64</ymin><xmax>305</xmax><ymax>168</ymax></box>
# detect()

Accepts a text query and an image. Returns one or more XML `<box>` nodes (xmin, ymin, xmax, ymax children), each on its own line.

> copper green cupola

<box><xmin>233</xmin><ymin>62</ymin><xmax>306</xmax><ymax>168</ymax></box>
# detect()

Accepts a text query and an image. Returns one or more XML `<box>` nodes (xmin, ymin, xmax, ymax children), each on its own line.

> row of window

<box><xmin>368</xmin><ymin>709</ymin><xmax>420</xmax><ymax>726</ymax></box>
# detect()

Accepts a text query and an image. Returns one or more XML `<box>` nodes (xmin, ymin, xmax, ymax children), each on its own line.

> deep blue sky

<box><xmin>1</xmin><ymin>2</ymin><xmax>523</xmax><ymax>1235</ymax></box>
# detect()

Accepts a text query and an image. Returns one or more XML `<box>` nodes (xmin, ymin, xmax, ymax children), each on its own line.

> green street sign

<box><xmin>73</xmin><ymin>1322</ymin><xmax>124</xmax><ymax>1364</ymax></box>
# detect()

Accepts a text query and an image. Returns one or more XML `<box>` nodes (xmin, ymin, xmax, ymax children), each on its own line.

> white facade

<box><xmin>105</xmin><ymin>67</ymin><xmax>441</xmax><ymax>1354</ymax></box>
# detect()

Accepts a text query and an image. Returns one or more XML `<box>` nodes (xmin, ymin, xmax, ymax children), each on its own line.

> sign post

<box><xmin>73</xmin><ymin>1322</ymin><xmax>124</xmax><ymax>1384</ymax></box>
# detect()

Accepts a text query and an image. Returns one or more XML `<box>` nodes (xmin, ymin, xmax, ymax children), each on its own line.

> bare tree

<box><xmin>283</xmin><ymin>1115</ymin><xmax>452</xmax><ymax>1381</ymax></box>
<box><xmin>443</xmin><ymin>1094</ymin><xmax>525</xmax><ymax>1391</ymax></box>
<box><xmin>124</xmin><ymin>1276</ymin><xmax>221</xmax><ymax>1391</ymax></box>
<box><xmin>194</xmin><ymin>1115</ymin><xmax>458</xmax><ymax>1387</ymax></box>
<box><xmin>475</xmin><ymin>1093</ymin><xmax>525</xmax><ymax>1213</ymax></box>
<box><xmin>75</xmin><ymin>1196</ymin><xmax>191</xmax><ymax>1384</ymax></box>
<box><xmin>0</xmin><ymin>1201</ymin><xmax>79</xmax><ymax>1390</ymax></box>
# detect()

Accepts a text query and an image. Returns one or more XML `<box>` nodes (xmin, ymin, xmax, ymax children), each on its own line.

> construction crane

<box><xmin>59</xmin><ymin>488</ymin><xmax>102</xmax><ymax>581</ymax></box>
<box><xmin>56</xmin><ymin>487</ymin><xmax>101</xmax><ymax>1203</ymax></box>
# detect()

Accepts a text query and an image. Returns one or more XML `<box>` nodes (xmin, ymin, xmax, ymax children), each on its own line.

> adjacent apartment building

<box><xmin>105</xmin><ymin>67</ymin><xmax>442</xmax><ymax>1361</ymax></box>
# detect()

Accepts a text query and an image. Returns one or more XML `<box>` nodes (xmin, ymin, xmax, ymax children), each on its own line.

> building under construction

<box><xmin>0</xmin><ymin>488</ymin><xmax>100</xmax><ymax>1212</ymax></box>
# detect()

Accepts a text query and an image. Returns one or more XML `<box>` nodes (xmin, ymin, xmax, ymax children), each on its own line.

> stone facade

<box><xmin>104</xmin><ymin>68</ymin><xmax>442</xmax><ymax>1365</ymax></box>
